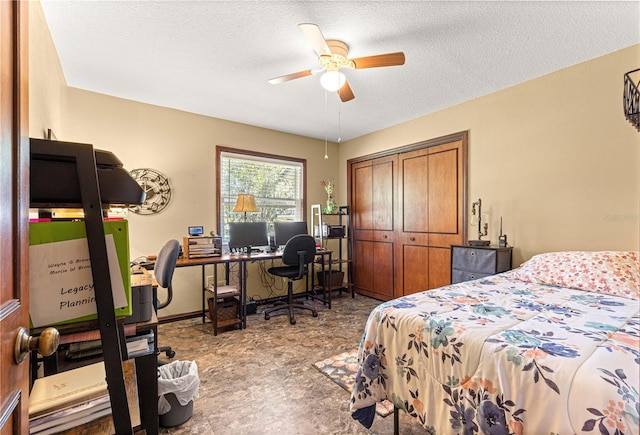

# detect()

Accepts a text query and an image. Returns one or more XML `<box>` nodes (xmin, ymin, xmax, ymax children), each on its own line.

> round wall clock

<box><xmin>128</xmin><ymin>168</ymin><xmax>172</xmax><ymax>215</ymax></box>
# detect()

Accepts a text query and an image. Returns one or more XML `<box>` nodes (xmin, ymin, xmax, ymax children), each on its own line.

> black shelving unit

<box><xmin>30</xmin><ymin>138</ymin><xmax>156</xmax><ymax>434</ymax></box>
<box><xmin>311</xmin><ymin>204</ymin><xmax>353</xmax><ymax>298</ymax></box>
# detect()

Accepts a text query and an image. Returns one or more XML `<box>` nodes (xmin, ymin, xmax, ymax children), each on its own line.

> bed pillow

<box><xmin>510</xmin><ymin>251</ymin><xmax>639</xmax><ymax>299</ymax></box>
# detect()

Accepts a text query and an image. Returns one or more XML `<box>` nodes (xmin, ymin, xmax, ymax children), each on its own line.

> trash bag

<box><xmin>157</xmin><ymin>360</ymin><xmax>200</xmax><ymax>416</ymax></box>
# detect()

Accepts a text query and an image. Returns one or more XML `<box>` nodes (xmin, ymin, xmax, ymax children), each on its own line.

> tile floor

<box><xmin>157</xmin><ymin>293</ymin><xmax>428</xmax><ymax>434</ymax></box>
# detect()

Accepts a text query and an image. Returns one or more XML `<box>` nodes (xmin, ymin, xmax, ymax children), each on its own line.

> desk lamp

<box><xmin>233</xmin><ymin>194</ymin><xmax>258</xmax><ymax>222</ymax></box>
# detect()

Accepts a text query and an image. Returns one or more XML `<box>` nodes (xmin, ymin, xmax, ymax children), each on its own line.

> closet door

<box><xmin>349</xmin><ymin>132</ymin><xmax>467</xmax><ymax>301</ymax></box>
<box><xmin>351</xmin><ymin>155</ymin><xmax>396</xmax><ymax>300</ymax></box>
<box><xmin>399</xmin><ymin>139</ymin><xmax>465</xmax><ymax>296</ymax></box>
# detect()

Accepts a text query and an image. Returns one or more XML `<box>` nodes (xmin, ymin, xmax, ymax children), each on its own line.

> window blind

<box><xmin>219</xmin><ymin>151</ymin><xmax>304</xmax><ymax>240</ymax></box>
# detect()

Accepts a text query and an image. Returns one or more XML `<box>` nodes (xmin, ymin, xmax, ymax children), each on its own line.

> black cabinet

<box><xmin>451</xmin><ymin>245</ymin><xmax>513</xmax><ymax>284</ymax></box>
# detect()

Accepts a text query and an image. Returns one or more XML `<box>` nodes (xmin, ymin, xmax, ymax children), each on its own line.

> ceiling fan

<box><xmin>268</xmin><ymin>23</ymin><xmax>405</xmax><ymax>102</ymax></box>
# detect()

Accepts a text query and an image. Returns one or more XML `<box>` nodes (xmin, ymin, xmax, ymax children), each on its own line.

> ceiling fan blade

<box><xmin>268</xmin><ymin>69</ymin><xmax>313</xmax><ymax>85</ymax></box>
<box><xmin>351</xmin><ymin>52</ymin><xmax>405</xmax><ymax>69</ymax></box>
<box><xmin>299</xmin><ymin>23</ymin><xmax>331</xmax><ymax>57</ymax></box>
<box><xmin>338</xmin><ymin>80</ymin><xmax>355</xmax><ymax>102</ymax></box>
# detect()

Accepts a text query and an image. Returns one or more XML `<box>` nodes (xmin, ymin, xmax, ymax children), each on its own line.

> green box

<box><xmin>29</xmin><ymin>220</ymin><xmax>132</xmax><ymax>328</ymax></box>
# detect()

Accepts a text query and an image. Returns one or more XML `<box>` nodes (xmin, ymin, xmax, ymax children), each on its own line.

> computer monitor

<box><xmin>228</xmin><ymin>222</ymin><xmax>269</xmax><ymax>253</ymax></box>
<box><xmin>274</xmin><ymin>221</ymin><xmax>308</xmax><ymax>247</ymax></box>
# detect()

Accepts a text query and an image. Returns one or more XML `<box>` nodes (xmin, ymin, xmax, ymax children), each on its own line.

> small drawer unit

<box><xmin>451</xmin><ymin>245</ymin><xmax>513</xmax><ymax>284</ymax></box>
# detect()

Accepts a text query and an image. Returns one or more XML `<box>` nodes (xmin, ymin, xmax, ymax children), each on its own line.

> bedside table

<box><xmin>451</xmin><ymin>245</ymin><xmax>513</xmax><ymax>284</ymax></box>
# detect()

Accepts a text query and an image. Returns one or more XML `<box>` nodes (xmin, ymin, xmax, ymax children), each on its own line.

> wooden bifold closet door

<box><xmin>351</xmin><ymin>155</ymin><xmax>397</xmax><ymax>300</ymax></box>
<box><xmin>349</xmin><ymin>132</ymin><xmax>467</xmax><ymax>301</ymax></box>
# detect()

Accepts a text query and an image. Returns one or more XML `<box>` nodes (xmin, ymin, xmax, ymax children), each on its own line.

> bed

<box><xmin>350</xmin><ymin>251</ymin><xmax>639</xmax><ymax>434</ymax></box>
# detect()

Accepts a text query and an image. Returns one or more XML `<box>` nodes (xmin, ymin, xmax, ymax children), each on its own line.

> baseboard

<box><xmin>157</xmin><ymin>311</ymin><xmax>201</xmax><ymax>324</ymax></box>
<box><xmin>157</xmin><ymin>291</ymin><xmax>313</xmax><ymax>324</ymax></box>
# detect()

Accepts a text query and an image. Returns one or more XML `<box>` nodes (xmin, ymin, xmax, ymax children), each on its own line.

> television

<box><xmin>274</xmin><ymin>221</ymin><xmax>308</xmax><ymax>247</ymax></box>
<box><xmin>228</xmin><ymin>222</ymin><xmax>269</xmax><ymax>253</ymax></box>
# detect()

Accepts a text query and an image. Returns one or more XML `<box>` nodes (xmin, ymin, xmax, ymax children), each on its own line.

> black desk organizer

<box><xmin>30</xmin><ymin>138</ymin><xmax>154</xmax><ymax>434</ymax></box>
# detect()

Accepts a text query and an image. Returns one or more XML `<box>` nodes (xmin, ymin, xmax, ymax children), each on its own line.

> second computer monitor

<box><xmin>274</xmin><ymin>221</ymin><xmax>308</xmax><ymax>247</ymax></box>
<box><xmin>228</xmin><ymin>222</ymin><xmax>269</xmax><ymax>252</ymax></box>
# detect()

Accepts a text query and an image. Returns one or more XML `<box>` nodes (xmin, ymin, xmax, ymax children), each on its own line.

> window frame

<box><xmin>216</xmin><ymin>145</ymin><xmax>307</xmax><ymax>240</ymax></box>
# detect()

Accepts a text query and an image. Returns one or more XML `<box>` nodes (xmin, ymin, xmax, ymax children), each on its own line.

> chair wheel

<box><xmin>290</xmin><ymin>318</ymin><xmax>296</xmax><ymax>325</ymax></box>
<box><xmin>166</xmin><ymin>350</ymin><xmax>176</xmax><ymax>358</ymax></box>
<box><xmin>265</xmin><ymin>313</ymin><xmax>270</xmax><ymax>320</ymax></box>
<box><xmin>312</xmin><ymin>311</ymin><xmax>318</xmax><ymax>317</ymax></box>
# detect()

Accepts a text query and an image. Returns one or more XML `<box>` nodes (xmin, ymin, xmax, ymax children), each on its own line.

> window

<box><xmin>217</xmin><ymin>146</ymin><xmax>306</xmax><ymax>241</ymax></box>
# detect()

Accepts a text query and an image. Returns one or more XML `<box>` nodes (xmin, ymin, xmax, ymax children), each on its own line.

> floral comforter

<box><xmin>350</xmin><ymin>273</ymin><xmax>639</xmax><ymax>434</ymax></box>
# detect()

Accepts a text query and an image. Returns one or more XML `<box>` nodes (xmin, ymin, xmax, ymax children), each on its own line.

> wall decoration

<box><xmin>128</xmin><ymin>168</ymin><xmax>172</xmax><ymax>215</ymax></box>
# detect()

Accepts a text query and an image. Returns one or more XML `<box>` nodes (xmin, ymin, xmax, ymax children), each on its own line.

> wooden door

<box><xmin>350</xmin><ymin>155</ymin><xmax>396</xmax><ymax>300</ymax></box>
<box><xmin>399</xmin><ymin>138</ymin><xmax>466</xmax><ymax>296</ymax></box>
<box><xmin>349</xmin><ymin>132</ymin><xmax>467</xmax><ymax>301</ymax></box>
<box><xmin>0</xmin><ymin>1</ymin><xmax>30</xmax><ymax>433</ymax></box>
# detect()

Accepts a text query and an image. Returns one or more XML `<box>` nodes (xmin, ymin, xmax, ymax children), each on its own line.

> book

<box><xmin>29</xmin><ymin>362</ymin><xmax>108</xmax><ymax>418</ymax></box>
<box><xmin>31</xmin><ymin>406</ymin><xmax>112</xmax><ymax>435</ymax></box>
<box><xmin>206</xmin><ymin>285</ymin><xmax>239</xmax><ymax>298</ymax></box>
<box><xmin>29</xmin><ymin>395</ymin><xmax>111</xmax><ymax>434</ymax></box>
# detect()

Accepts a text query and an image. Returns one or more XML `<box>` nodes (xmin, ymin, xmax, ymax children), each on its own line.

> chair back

<box><xmin>154</xmin><ymin>239</ymin><xmax>180</xmax><ymax>309</ymax></box>
<box><xmin>281</xmin><ymin>234</ymin><xmax>316</xmax><ymax>266</ymax></box>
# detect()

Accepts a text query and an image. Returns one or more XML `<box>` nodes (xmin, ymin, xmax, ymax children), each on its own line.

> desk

<box><xmin>175</xmin><ymin>250</ymin><xmax>333</xmax><ymax>335</ymax></box>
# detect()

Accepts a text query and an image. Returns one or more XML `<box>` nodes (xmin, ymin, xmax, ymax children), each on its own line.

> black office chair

<box><xmin>154</xmin><ymin>239</ymin><xmax>180</xmax><ymax>359</ymax></box>
<box><xmin>264</xmin><ymin>234</ymin><xmax>318</xmax><ymax>325</ymax></box>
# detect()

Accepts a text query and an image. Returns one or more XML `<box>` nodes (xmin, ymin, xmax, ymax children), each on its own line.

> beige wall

<box><xmin>339</xmin><ymin>44</ymin><xmax>640</xmax><ymax>265</ymax></box>
<box><xmin>28</xmin><ymin>1</ymin><xmax>66</xmax><ymax>138</ymax></box>
<box><xmin>29</xmin><ymin>1</ymin><xmax>639</xmax><ymax>316</ymax></box>
<box><xmin>58</xmin><ymin>90</ymin><xmax>340</xmax><ymax>315</ymax></box>
<box><xmin>28</xmin><ymin>2</ymin><xmax>340</xmax><ymax>316</ymax></box>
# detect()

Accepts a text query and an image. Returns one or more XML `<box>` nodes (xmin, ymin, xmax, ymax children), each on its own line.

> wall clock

<box><xmin>128</xmin><ymin>168</ymin><xmax>172</xmax><ymax>215</ymax></box>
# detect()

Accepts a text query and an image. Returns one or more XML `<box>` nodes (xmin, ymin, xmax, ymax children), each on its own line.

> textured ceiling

<box><xmin>40</xmin><ymin>1</ymin><xmax>640</xmax><ymax>142</ymax></box>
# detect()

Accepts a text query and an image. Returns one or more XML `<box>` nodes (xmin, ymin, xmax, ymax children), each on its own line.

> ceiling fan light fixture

<box><xmin>320</xmin><ymin>71</ymin><xmax>346</xmax><ymax>92</ymax></box>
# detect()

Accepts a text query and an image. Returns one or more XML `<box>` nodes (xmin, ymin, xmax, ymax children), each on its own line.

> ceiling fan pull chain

<box><xmin>338</xmin><ymin>103</ymin><xmax>342</xmax><ymax>143</ymax></box>
<box><xmin>324</xmin><ymin>89</ymin><xmax>329</xmax><ymax>159</ymax></box>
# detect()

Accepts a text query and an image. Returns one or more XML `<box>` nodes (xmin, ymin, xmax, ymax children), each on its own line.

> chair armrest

<box><xmin>295</xmin><ymin>250</ymin><xmax>308</xmax><ymax>280</ymax></box>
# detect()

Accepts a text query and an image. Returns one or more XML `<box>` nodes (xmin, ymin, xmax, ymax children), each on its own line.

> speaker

<box><xmin>327</xmin><ymin>225</ymin><xmax>345</xmax><ymax>238</ymax></box>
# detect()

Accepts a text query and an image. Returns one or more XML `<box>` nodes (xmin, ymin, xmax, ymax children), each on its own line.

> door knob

<box><xmin>14</xmin><ymin>326</ymin><xmax>60</xmax><ymax>364</ymax></box>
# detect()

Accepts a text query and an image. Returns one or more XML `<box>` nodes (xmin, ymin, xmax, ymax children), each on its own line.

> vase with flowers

<box><xmin>321</xmin><ymin>179</ymin><xmax>338</xmax><ymax>214</ymax></box>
